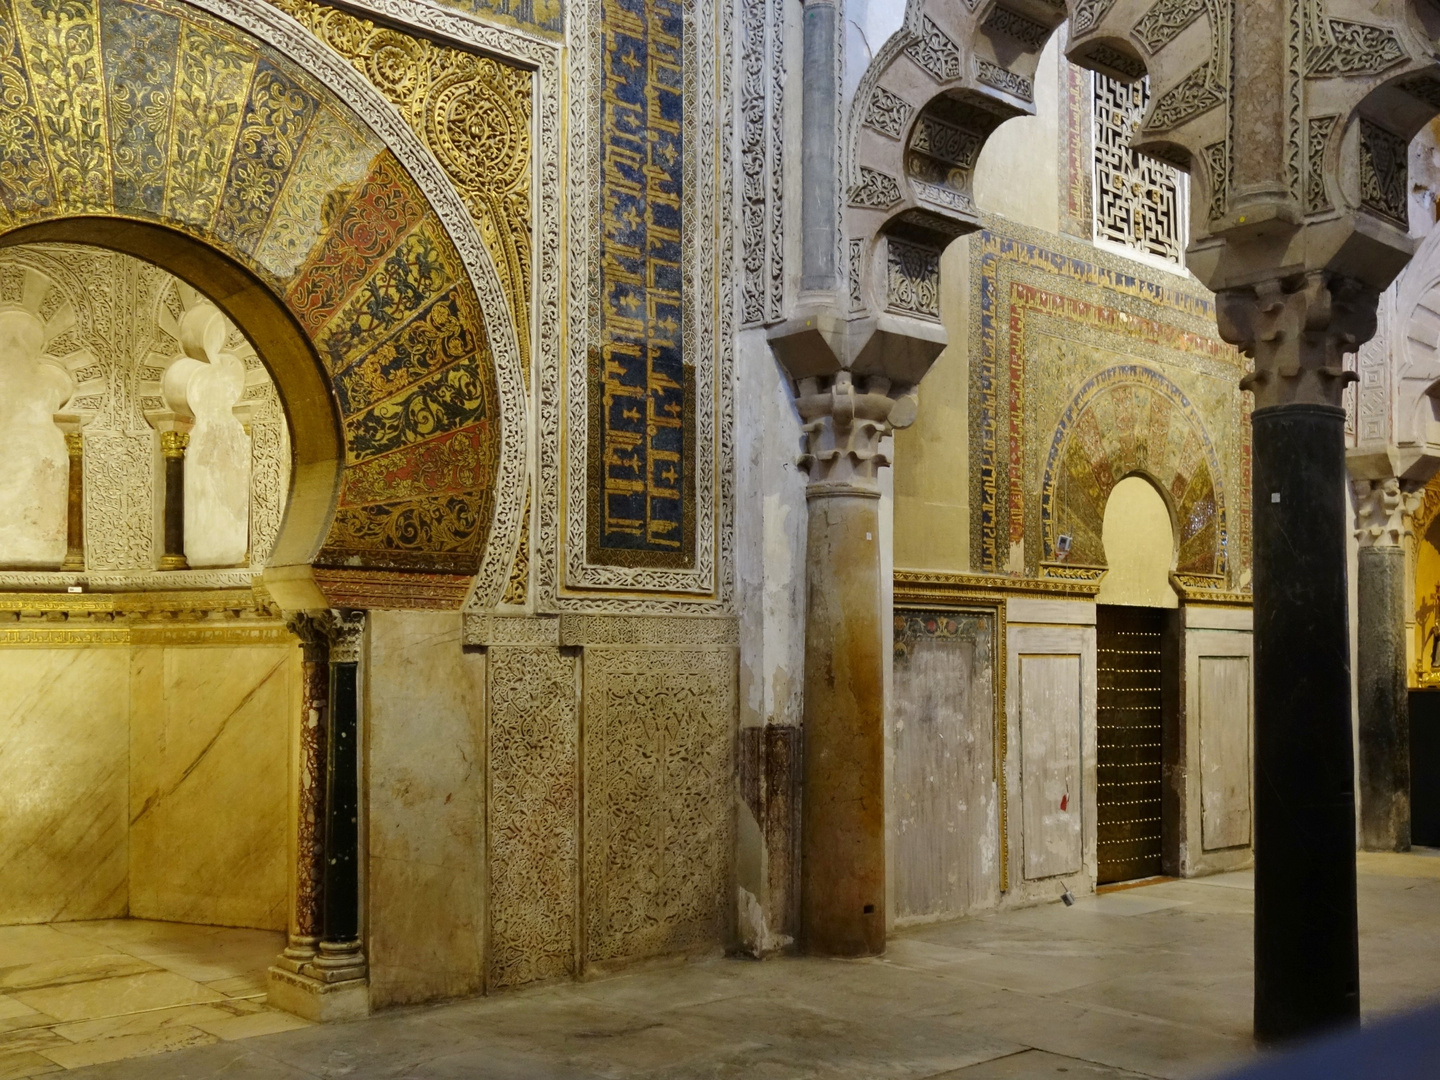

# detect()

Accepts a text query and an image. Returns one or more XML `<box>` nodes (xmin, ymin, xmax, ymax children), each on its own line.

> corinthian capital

<box><xmin>286</xmin><ymin>609</ymin><xmax>336</xmax><ymax>663</ymax></box>
<box><xmin>1354</xmin><ymin>477</ymin><xmax>1423</xmax><ymax>550</ymax></box>
<box><xmin>327</xmin><ymin>610</ymin><xmax>366</xmax><ymax>664</ymax></box>
<box><xmin>795</xmin><ymin>371</ymin><xmax>916</xmax><ymax>494</ymax></box>
<box><xmin>1217</xmin><ymin>272</ymin><xmax>1374</xmax><ymax>410</ymax></box>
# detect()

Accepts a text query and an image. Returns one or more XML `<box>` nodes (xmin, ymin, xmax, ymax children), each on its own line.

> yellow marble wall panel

<box><xmin>365</xmin><ymin>610</ymin><xmax>485</xmax><ymax>1008</ymax></box>
<box><xmin>128</xmin><ymin>645</ymin><xmax>295</xmax><ymax>931</ymax></box>
<box><xmin>0</xmin><ymin>648</ymin><xmax>130</xmax><ymax>924</ymax></box>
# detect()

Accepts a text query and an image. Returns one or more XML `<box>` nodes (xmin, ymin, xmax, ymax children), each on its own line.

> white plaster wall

<box><xmin>972</xmin><ymin>36</ymin><xmax>1063</xmax><ymax>235</ymax></box>
<box><xmin>893</xmin><ymin>239</ymin><xmax>972</xmax><ymax>572</ymax></box>
<box><xmin>733</xmin><ymin>328</ymin><xmax>807</xmax><ymax>951</ymax></box>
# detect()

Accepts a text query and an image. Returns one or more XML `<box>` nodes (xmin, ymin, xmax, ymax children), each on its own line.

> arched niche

<box><xmin>1042</xmin><ymin>365</ymin><xmax>1228</xmax><ymax>582</ymax></box>
<box><xmin>0</xmin><ymin>0</ymin><xmax>524</xmax><ymax>609</ymax></box>
<box><xmin>1096</xmin><ymin>473</ymin><xmax>1179</xmax><ymax>608</ymax></box>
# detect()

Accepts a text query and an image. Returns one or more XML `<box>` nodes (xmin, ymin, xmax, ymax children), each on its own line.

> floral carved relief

<box><xmin>488</xmin><ymin>646</ymin><xmax>579</xmax><ymax>988</ymax></box>
<box><xmin>583</xmin><ymin>647</ymin><xmax>735</xmax><ymax>966</ymax></box>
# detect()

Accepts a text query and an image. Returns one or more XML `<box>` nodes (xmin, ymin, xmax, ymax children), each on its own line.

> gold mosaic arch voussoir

<box><xmin>0</xmin><ymin>0</ymin><xmax>528</xmax><ymax>609</ymax></box>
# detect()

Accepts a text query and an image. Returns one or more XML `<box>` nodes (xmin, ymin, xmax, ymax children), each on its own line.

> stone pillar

<box><xmin>795</xmin><ymin>371</ymin><xmax>913</xmax><ymax>956</ymax></box>
<box><xmin>268</xmin><ymin>609</ymin><xmax>368</xmax><ymax>1022</ymax></box>
<box><xmin>1353</xmin><ymin>477</ymin><xmax>1420</xmax><ymax>852</ymax></box>
<box><xmin>277</xmin><ymin>611</ymin><xmax>332</xmax><ymax>971</ymax></box>
<box><xmin>159</xmin><ymin>429</ymin><xmax>188</xmax><ymax>570</ymax></box>
<box><xmin>1218</xmin><ymin>271</ymin><xmax>1372</xmax><ymax>1042</ymax></box>
<box><xmin>61</xmin><ymin>431</ymin><xmax>84</xmax><ymax>571</ymax></box>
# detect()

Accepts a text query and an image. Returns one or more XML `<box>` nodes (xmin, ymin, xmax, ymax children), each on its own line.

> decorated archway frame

<box><xmin>184</xmin><ymin>0</ymin><xmax>549</xmax><ymax>608</ymax></box>
<box><xmin>1041</xmin><ymin>364</ymin><xmax>1230</xmax><ymax>578</ymax></box>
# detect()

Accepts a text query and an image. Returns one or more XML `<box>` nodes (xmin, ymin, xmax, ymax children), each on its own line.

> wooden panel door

<box><xmin>1096</xmin><ymin>605</ymin><xmax>1165</xmax><ymax>884</ymax></box>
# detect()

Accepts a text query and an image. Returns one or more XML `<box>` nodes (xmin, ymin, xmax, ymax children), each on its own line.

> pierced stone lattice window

<box><xmin>1092</xmin><ymin>73</ymin><xmax>1184</xmax><ymax>264</ymax></box>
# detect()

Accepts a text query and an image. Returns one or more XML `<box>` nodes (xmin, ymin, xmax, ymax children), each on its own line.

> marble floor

<box><xmin>11</xmin><ymin>853</ymin><xmax>1440</xmax><ymax>1080</ymax></box>
<box><xmin>0</xmin><ymin>919</ymin><xmax>308</xmax><ymax>1079</ymax></box>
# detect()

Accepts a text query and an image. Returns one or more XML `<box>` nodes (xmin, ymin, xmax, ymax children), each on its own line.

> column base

<box><xmin>266</xmin><ymin>965</ymin><xmax>368</xmax><ymax>1023</ymax></box>
<box><xmin>271</xmin><ymin>935</ymin><xmax>318</xmax><ymax>975</ymax></box>
<box><xmin>159</xmin><ymin>554</ymin><xmax>188</xmax><ymax>570</ymax></box>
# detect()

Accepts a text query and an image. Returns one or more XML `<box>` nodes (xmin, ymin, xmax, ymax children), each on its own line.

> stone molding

<box><xmin>461</xmin><ymin>613</ymin><xmax>739</xmax><ymax>647</ymax></box>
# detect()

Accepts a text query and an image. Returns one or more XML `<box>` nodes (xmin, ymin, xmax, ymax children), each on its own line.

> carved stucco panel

<box><xmin>487</xmin><ymin>645</ymin><xmax>579</xmax><ymax>988</ymax></box>
<box><xmin>582</xmin><ymin>646</ymin><xmax>735</xmax><ymax>965</ymax></box>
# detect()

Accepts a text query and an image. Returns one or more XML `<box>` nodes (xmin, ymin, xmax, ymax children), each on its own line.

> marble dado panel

<box><xmin>0</xmin><ymin>639</ymin><xmax>294</xmax><ymax>930</ymax></box>
<box><xmin>0</xmin><ymin>649</ymin><xmax>129</xmax><ymax>924</ymax></box>
<box><xmin>129</xmin><ymin>644</ymin><xmax>296</xmax><ymax>930</ymax></box>
<box><xmin>366</xmin><ymin>610</ymin><xmax>486</xmax><ymax>1008</ymax></box>
<box><xmin>0</xmin><ymin>0</ymin><xmax>527</xmax><ymax>596</ymax></box>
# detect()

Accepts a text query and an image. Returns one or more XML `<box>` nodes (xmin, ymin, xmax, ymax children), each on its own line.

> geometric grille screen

<box><xmin>1092</xmin><ymin>73</ymin><xmax>1183</xmax><ymax>264</ymax></box>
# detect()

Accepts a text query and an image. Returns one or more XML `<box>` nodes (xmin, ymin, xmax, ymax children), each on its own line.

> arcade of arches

<box><xmin>4</xmin><ymin>0</ymin><xmax>1440</xmax><ymax>1073</ymax></box>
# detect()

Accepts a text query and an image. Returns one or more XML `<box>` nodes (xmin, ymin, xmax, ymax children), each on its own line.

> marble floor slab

<box><xmin>0</xmin><ymin>919</ymin><xmax>307</xmax><ymax>1078</ymax></box>
<box><xmin>14</xmin><ymin>856</ymin><xmax>1440</xmax><ymax>1080</ymax></box>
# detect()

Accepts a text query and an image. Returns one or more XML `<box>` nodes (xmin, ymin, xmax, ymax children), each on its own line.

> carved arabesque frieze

<box><xmin>738</xmin><ymin>0</ymin><xmax>785</xmax><ymax>328</ymax></box>
<box><xmin>583</xmin><ymin>647</ymin><xmax>735</xmax><ymax>966</ymax></box>
<box><xmin>488</xmin><ymin>645</ymin><xmax>578</xmax><ymax>988</ymax></box>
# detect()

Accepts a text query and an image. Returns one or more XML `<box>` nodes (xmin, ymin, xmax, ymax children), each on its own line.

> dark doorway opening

<box><xmin>1097</xmin><ymin>605</ymin><xmax>1167</xmax><ymax>884</ymax></box>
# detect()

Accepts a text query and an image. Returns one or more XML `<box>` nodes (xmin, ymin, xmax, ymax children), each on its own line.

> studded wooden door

<box><xmin>1096</xmin><ymin>605</ymin><xmax>1165</xmax><ymax>884</ymax></box>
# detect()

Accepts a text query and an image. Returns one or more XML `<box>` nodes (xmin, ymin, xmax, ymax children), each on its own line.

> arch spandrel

<box><xmin>0</xmin><ymin>0</ymin><xmax>524</xmax><ymax>609</ymax></box>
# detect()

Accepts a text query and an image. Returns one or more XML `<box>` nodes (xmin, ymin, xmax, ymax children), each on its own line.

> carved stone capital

<box><xmin>286</xmin><ymin>609</ymin><xmax>336</xmax><ymax>664</ymax></box>
<box><xmin>795</xmin><ymin>371</ymin><xmax>916</xmax><ymax>494</ymax></box>
<box><xmin>1354</xmin><ymin>477</ymin><xmax>1424</xmax><ymax>550</ymax></box>
<box><xmin>158</xmin><ymin>429</ymin><xmax>190</xmax><ymax>458</ymax></box>
<box><xmin>327</xmin><ymin>610</ymin><xmax>366</xmax><ymax>664</ymax></box>
<box><xmin>1217</xmin><ymin>272</ymin><xmax>1375</xmax><ymax>410</ymax></box>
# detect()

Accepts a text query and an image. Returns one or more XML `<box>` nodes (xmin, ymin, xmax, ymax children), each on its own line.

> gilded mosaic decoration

<box><xmin>1043</xmin><ymin>366</ymin><xmax>1226</xmax><ymax>575</ymax></box>
<box><xmin>0</xmin><ymin>0</ymin><xmax>506</xmax><ymax>580</ymax></box>
<box><xmin>968</xmin><ymin>219</ymin><xmax>1251</xmax><ymax>587</ymax></box>
<box><xmin>554</xmin><ymin>0</ymin><xmax>730</xmax><ymax>608</ymax></box>
<box><xmin>430</xmin><ymin>0</ymin><xmax>561</xmax><ymax>41</ymax></box>
<box><xmin>588</xmin><ymin>0</ymin><xmax>692</xmax><ymax>569</ymax></box>
<box><xmin>271</xmin><ymin>0</ymin><xmax>533</xmax><ymax>385</ymax></box>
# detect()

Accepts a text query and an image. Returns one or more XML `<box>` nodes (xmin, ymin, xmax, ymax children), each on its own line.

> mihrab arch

<box><xmin>0</xmin><ymin>0</ymin><xmax>527</xmax><ymax>609</ymax></box>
